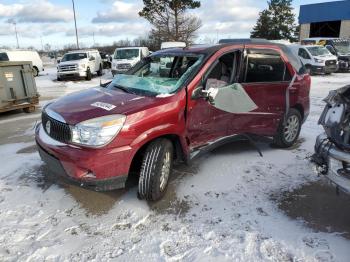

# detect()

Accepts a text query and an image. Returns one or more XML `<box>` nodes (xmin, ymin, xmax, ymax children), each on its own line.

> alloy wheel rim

<box><xmin>159</xmin><ymin>151</ymin><xmax>171</xmax><ymax>191</ymax></box>
<box><xmin>284</xmin><ymin>115</ymin><xmax>300</xmax><ymax>143</ymax></box>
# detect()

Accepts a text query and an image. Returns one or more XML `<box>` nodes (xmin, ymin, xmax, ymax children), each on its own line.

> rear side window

<box><xmin>244</xmin><ymin>49</ymin><xmax>289</xmax><ymax>83</ymax></box>
<box><xmin>0</xmin><ymin>52</ymin><xmax>9</xmax><ymax>61</ymax></box>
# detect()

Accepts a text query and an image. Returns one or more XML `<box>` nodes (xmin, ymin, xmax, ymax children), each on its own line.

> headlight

<box><xmin>80</xmin><ymin>64</ymin><xmax>86</xmax><ymax>68</ymax></box>
<box><xmin>314</xmin><ymin>58</ymin><xmax>324</xmax><ymax>63</ymax></box>
<box><xmin>71</xmin><ymin>115</ymin><xmax>126</xmax><ymax>147</ymax></box>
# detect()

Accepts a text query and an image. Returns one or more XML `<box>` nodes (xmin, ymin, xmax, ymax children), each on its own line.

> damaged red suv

<box><xmin>36</xmin><ymin>40</ymin><xmax>311</xmax><ymax>201</ymax></box>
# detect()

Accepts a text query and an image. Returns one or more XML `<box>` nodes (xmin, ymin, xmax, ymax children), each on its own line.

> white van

<box><xmin>0</xmin><ymin>50</ymin><xmax>44</xmax><ymax>77</ymax></box>
<box><xmin>112</xmin><ymin>47</ymin><xmax>149</xmax><ymax>76</ymax></box>
<box><xmin>57</xmin><ymin>49</ymin><xmax>103</xmax><ymax>81</ymax></box>
<box><xmin>290</xmin><ymin>44</ymin><xmax>338</xmax><ymax>74</ymax></box>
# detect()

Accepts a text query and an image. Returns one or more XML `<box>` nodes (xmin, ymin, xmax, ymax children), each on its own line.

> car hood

<box><xmin>45</xmin><ymin>87</ymin><xmax>158</xmax><ymax>125</ymax></box>
<box><xmin>59</xmin><ymin>59</ymin><xmax>87</xmax><ymax>66</ymax></box>
<box><xmin>314</xmin><ymin>55</ymin><xmax>337</xmax><ymax>60</ymax></box>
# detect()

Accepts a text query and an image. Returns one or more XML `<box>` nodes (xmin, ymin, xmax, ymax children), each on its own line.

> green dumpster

<box><xmin>0</xmin><ymin>61</ymin><xmax>39</xmax><ymax>113</ymax></box>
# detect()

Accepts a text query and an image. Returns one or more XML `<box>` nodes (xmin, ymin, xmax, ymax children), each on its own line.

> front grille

<box><xmin>59</xmin><ymin>64</ymin><xmax>78</xmax><ymax>72</ymax></box>
<box><xmin>42</xmin><ymin>111</ymin><xmax>71</xmax><ymax>143</ymax></box>
<box><xmin>325</xmin><ymin>60</ymin><xmax>337</xmax><ymax>66</ymax></box>
<box><xmin>117</xmin><ymin>63</ymin><xmax>131</xmax><ymax>70</ymax></box>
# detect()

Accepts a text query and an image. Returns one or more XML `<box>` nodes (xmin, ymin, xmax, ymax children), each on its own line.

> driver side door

<box><xmin>186</xmin><ymin>49</ymin><xmax>242</xmax><ymax>150</ymax></box>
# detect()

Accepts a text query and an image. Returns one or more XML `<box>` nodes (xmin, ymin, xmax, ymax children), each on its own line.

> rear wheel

<box><xmin>97</xmin><ymin>64</ymin><xmax>103</xmax><ymax>76</ymax></box>
<box><xmin>305</xmin><ymin>65</ymin><xmax>312</xmax><ymax>75</ymax></box>
<box><xmin>86</xmin><ymin>68</ymin><xmax>92</xmax><ymax>81</ymax></box>
<box><xmin>33</xmin><ymin>67</ymin><xmax>39</xmax><ymax>77</ymax></box>
<box><xmin>138</xmin><ymin>138</ymin><xmax>174</xmax><ymax>201</ymax></box>
<box><xmin>273</xmin><ymin>108</ymin><xmax>302</xmax><ymax>148</ymax></box>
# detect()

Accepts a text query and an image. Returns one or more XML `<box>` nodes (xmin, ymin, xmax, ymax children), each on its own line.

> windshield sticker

<box><xmin>91</xmin><ymin>102</ymin><xmax>116</xmax><ymax>111</ymax></box>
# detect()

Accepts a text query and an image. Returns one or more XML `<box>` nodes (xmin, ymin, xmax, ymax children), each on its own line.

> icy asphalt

<box><xmin>0</xmin><ymin>66</ymin><xmax>349</xmax><ymax>261</ymax></box>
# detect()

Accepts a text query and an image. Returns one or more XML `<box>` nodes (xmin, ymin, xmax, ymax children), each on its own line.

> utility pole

<box><xmin>13</xmin><ymin>21</ymin><xmax>19</xmax><ymax>49</ymax></box>
<box><xmin>72</xmin><ymin>0</ymin><xmax>79</xmax><ymax>49</ymax></box>
<box><xmin>40</xmin><ymin>36</ymin><xmax>44</xmax><ymax>51</ymax></box>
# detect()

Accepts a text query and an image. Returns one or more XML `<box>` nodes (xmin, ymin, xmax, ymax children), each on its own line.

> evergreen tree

<box><xmin>251</xmin><ymin>0</ymin><xmax>298</xmax><ymax>42</ymax></box>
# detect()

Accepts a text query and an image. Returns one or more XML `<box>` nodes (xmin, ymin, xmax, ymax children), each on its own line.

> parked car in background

<box><xmin>313</xmin><ymin>85</ymin><xmax>350</xmax><ymax>194</ymax></box>
<box><xmin>290</xmin><ymin>44</ymin><xmax>338</xmax><ymax>74</ymax></box>
<box><xmin>0</xmin><ymin>49</ymin><xmax>44</xmax><ymax>77</ymax></box>
<box><xmin>36</xmin><ymin>40</ymin><xmax>310</xmax><ymax>201</ymax></box>
<box><xmin>301</xmin><ymin>38</ymin><xmax>350</xmax><ymax>71</ymax></box>
<box><xmin>57</xmin><ymin>49</ymin><xmax>103</xmax><ymax>81</ymax></box>
<box><xmin>112</xmin><ymin>47</ymin><xmax>149</xmax><ymax>76</ymax></box>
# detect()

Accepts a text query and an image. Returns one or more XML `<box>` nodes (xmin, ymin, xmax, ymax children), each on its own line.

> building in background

<box><xmin>299</xmin><ymin>0</ymin><xmax>350</xmax><ymax>40</ymax></box>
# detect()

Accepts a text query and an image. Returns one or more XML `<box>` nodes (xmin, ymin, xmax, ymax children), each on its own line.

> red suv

<box><xmin>36</xmin><ymin>41</ymin><xmax>311</xmax><ymax>201</ymax></box>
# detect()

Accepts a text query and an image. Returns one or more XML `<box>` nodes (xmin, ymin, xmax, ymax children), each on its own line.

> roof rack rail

<box><xmin>218</xmin><ymin>38</ymin><xmax>269</xmax><ymax>44</ymax></box>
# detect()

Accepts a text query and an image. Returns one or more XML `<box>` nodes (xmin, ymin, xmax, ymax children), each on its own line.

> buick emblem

<box><xmin>46</xmin><ymin>120</ymin><xmax>51</xmax><ymax>135</ymax></box>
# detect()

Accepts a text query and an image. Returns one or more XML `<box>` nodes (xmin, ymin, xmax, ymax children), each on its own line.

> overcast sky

<box><xmin>0</xmin><ymin>0</ymin><xmax>341</xmax><ymax>50</ymax></box>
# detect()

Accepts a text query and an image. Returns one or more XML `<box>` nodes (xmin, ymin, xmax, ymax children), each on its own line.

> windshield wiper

<box><xmin>113</xmin><ymin>84</ymin><xmax>133</xmax><ymax>94</ymax></box>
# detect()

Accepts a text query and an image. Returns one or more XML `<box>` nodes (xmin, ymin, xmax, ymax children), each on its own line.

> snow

<box><xmin>0</xmin><ymin>68</ymin><xmax>350</xmax><ymax>261</ymax></box>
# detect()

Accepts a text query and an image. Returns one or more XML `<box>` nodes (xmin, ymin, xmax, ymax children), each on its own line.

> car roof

<box><xmin>68</xmin><ymin>49</ymin><xmax>99</xmax><ymax>53</ymax></box>
<box><xmin>302</xmin><ymin>37</ymin><xmax>337</xmax><ymax>41</ymax></box>
<box><xmin>303</xmin><ymin>45</ymin><xmax>327</xmax><ymax>48</ymax></box>
<box><xmin>151</xmin><ymin>40</ymin><xmax>290</xmax><ymax>57</ymax></box>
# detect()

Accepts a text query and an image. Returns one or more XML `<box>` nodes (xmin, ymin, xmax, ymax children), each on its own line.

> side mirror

<box><xmin>57</xmin><ymin>59</ymin><xmax>60</xmax><ymax>64</ymax></box>
<box><xmin>191</xmin><ymin>86</ymin><xmax>206</xmax><ymax>100</ymax></box>
<box><xmin>90</xmin><ymin>57</ymin><xmax>95</xmax><ymax>61</ymax></box>
<box><xmin>326</xmin><ymin>45</ymin><xmax>336</xmax><ymax>55</ymax></box>
<box><xmin>100</xmin><ymin>79</ymin><xmax>111</xmax><ymax>88</ymax></box>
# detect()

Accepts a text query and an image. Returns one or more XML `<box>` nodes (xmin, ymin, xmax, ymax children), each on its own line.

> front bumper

<box><xmin>57</xmin><ymin>70</ymin><xmax>87</xmax><ymax>78</ymax></box>
<box><xmin>338</xmin><ymin>60</ymin><xmax>350</xmax><ymax>71</ymax></box>
<box><xmin>311</xmin><ymin>65</ymin><xmax>337</xmax><ymax>74</ymax></box>
<box><xmin>35</xmin><ymin>123</ymin><xmax>132</xmax><ymax>191</ymax></box>
<box><xmin>111</xmin><ymin>69</ymin><xmax>128</xmax><ymax>75</ymax></box>
<box><xmin>314</xmin><ymin>133</ymin><xmax>350</xmax><ymax>194</ymax></box>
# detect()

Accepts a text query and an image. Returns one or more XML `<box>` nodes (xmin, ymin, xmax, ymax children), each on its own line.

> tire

<box><xmin>305</xmin><ymin>65</ymin><xmax>312</xmax><ymax>75</ymax></box>
<box><xmin>23</xmin><ymin>106</ymin><xmax>35</xmax><ymax>113</ymax></box>
<box><xmin>138</xmin><ymin>138</ymin><xmax>174</xmax><ymax>201</ymax></box>
<box><xmin>273</xmin><ymin>108</ymin><xmax>302</xmax><ymax>148</ymax></box>
<box><xmin>33</xmin><ymin>67</ymin><xmax>39</xmax><ymax>77</ymax></box>
<box><xmin>97</xmin><ymin>64</ymin><xmax>103</xmax><ymax>76</ymax></box>
<box><xmin>86</xmin><ymin>68</ymin><xmax>92</xmax><ymax>81</ymax></box>
<box><xmin>57</xmin><ymin>76</ymin><xmax>61</xmax><ymax>81</ymax></box>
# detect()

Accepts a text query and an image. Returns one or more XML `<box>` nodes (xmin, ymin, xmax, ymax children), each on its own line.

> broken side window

<box><xmin>244</xmin><ymin>49</ymin><xmax>289</xmax><ymax>83</ymax></box>
<box><xmin>205</xmin><ymin>51</ymin><xmax>239</xmax><ymax>90</ymax></box>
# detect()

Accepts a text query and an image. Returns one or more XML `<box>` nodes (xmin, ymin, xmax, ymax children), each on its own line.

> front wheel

<box><xmin>273</xmin><ymin>108</ymin><xmax>302</xmax><ymax>148</ymax></box>
<box><xmin>33</xmin><ymin>67</ymin><xmax>39</xmax><ymax>77</ymax></box>
<box><xmin>138</xmin><ymin>138</ymin><xmax>174</xmax><ymax>201</ymax></box>
<box><xmin>305</xmin><ymin>65</ymin><xmax>313</xmax><ymax>75</ymax></box>
<box><xmin>86</xmin><ymin>68</ymin><xmax>92</xmax><ymax>81</ymax></box>
<box><xmin>97</xmin><ymin>65</ymin><xmax>103</xmax><ymax>76</ymax></box>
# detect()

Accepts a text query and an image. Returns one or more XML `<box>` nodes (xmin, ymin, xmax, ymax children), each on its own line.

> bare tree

<box><xmin>139</xmin><ymin>0</ymin><xmax>202</xmax><ymax>47</ymax></box>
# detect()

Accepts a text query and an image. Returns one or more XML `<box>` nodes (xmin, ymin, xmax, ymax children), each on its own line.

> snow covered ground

<box><xmin>0</xmin><ymin>66</ymin><xmax>350</xmax><ymax>261</ymax></box>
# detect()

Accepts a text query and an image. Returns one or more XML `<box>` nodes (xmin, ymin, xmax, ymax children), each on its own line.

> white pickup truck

<box><xmin>57</xmin><ymin>49</ymin><xmax>103</xmax><ymax>81</ymax></box>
